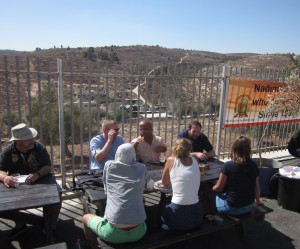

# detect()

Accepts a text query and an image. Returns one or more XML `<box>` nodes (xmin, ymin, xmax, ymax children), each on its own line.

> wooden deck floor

<box><xmin>0</xmin><ymin>194</ymin><xmax>87</xmax><ymax>249</ymax></box>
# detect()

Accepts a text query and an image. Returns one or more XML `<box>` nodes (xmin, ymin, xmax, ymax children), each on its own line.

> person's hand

<box><xmin>255</xmin><ymin>198</ymin><xmax>263</xmax><ymax>205</ymax></box>
<box><xmin>25</xmin><ymin>173</ymin><xmax>40</xmax><ymax>184</ymax></box>
<box><xmin>133</xmin><ymin>137</ymin><xmax>144</xmax><ymax>148</ymax></box>
<box><xmin>3</xmin><ymin>175</ymin><xmax>18</xmax><ymax>188</ymax></box>
<box><xmin>107</xmin><ymin>129</ymin><xmax>118</xmax><ymax>142</ymax></box>
<box><xmin>198</xmin><ymin>152</ymin><xmax>208</xmax><ymax>161</ymax></box>
<box><xmin>136</xmin><ymin>137</ymin><xmax>144</xmax><ymax>144</ymax></box>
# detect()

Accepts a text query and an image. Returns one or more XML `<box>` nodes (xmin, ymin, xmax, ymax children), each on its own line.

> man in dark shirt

<box><xmin>178</xmin><ymin>120</ymin><xmax>216</xmax><ymax>161</ymax></box>
<box><xmin>0</xmin><ymin>123</ymin><xmax>62</xmax><ymax>241</ymax></box>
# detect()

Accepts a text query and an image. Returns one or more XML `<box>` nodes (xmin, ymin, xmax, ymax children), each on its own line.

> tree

<box><xmin>0</xmin><ymin>112</ymin><xmax>19</xmax><ymax>138</ymax></box>
<box><xmin>109</xmin><ymin>51</ymin><xmax>120</xmax><ymax>62</ymax></box>
<box><xmin>83</xmin><ymin>47</ymin><xmax>96</xmax><ymax>61</ymax></box>
<box><xmin>29</xmin><ymin>85</ymin><xmax>90</xmax><ymax>157</ymax></box>
<box><xmin>99</xmin><ymin>50</ymin><xmax>109</xmax><ymax>61</ymax></box>
<box><xmin>258</xmin><ymin>69</ymin><xmax>300</xmax><ymax>164</ymax></box>
<box><xmin>288</xmin><ymin>53</ymin><xmax>300</xmax><ymax>70</ymax></box>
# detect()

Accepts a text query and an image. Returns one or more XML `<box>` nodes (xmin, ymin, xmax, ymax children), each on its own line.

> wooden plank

<box><xmin>85</xmin><ymin>189</ymin><xmax>106</xmax><ymax>203</ymax></box>
<box><xmin>0</xmin><ymin>187</ymin><xmax>58</xmax><ymax>204</ymax></box>
<box><xmin>35</xmin><ymin>242</ymin><xmax>67</xmax><ymax>249</ymax></box>
<box><xmin>0</xmin><ymin>174</ymin><xmax>60</xmax><ymax>212</ymax></box>
<box><xmin>0</xmin><ymin>196</ymin><xmax>60</xmax><ymax>212</ymax></box>
<box><xmin>0</xmin><ymin>174</ymin><xmax>60</xmax><ymax>245</ymax></box>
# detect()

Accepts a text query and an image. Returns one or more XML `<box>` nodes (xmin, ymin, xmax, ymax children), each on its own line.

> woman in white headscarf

<box><xmin>83</xmin><ymin>143</ymin><xmax>149</xmax><ymax>248</ymax></box>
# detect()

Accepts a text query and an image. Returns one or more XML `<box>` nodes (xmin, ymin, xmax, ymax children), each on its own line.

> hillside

<box><xmin>0</xmin><ymin>45</ymin><xmax>295</xmax><ymax>117</ymax></box>
<box><xmin>0</xmin><ymin>45</ymin><xmax>295</xmax><ymax>71</ymax></box>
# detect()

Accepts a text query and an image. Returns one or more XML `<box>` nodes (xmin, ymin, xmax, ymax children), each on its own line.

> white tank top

<box><xmin>170</xmin><ymin>157</ymin><xmax>200</xmax><ymax>205</ymax></box>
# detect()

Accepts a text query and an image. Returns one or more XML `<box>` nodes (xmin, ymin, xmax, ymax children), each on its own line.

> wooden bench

<box><xmin>73</xmin><ymin>166</ymin><xmax>272</xmax><ymax>248</ymax></box>
<box><xmin>73</xmin><ymin>169</ymin><xmax>163</xmax><ymax>220</ymax></box>
<box><xmin>73</xmin><ymin>160</ymin><xmax>222</xmax><ymax>218</ymax></box>
<box><xmin>81</xmin><ymin>187</ymin><xmax>162</xmax><ymax>230</ymax></box>
<box><xmin>35</xmin><ymin>242</ymin><xmax>67</xmax><ymax>249</ymax></box>
<box><xmin>97</xmin><ymin>204</ymin><xmax>273</xmax><ymax>249</ymax></box>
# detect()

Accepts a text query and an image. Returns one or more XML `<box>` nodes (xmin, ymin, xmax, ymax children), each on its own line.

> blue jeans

<box><xmin>161</xmin><ymin>201</ymin><xmax>203</xmax><ymax>230</ymax></box>
<box><xmin>215</xmin><ymin>193</ymin><xmax>253</xmax><ymax>216</ymax></box>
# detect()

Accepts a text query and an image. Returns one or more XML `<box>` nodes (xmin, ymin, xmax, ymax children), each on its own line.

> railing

<box><xmin>0</xmin><ymin>55</ymin><xmax>298</xmax><ymax>187</ymax></box>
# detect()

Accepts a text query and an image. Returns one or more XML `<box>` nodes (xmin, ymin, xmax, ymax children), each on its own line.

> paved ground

<box><xmin>1</xmin><ymin>151</ymin><xmax>299</xmax><ymax>249</ymax></box>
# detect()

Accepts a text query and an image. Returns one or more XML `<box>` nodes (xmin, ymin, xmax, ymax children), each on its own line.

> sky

<box><xmin>1</xmin><ymin>0</ymin><xmax>300</xmax><ymax>54</ymax></box>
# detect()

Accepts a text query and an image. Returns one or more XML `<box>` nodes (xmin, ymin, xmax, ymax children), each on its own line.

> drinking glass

<box><xmin>11</xmin><ymin>173</ymin><xmax>20</xmax><ymax>187</ymax></box>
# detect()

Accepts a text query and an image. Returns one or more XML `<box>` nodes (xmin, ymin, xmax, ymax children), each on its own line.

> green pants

<box><xmin>88</xmin><ymin>216</ymin><xmax>147</xmax><ymax>244</ymax></box>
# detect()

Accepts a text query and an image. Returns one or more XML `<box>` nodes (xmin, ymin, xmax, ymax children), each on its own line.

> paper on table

<box><xmin>15</xmin><ymin>175</ymin><xmax>29</xmax><ymax>184</ymax></box>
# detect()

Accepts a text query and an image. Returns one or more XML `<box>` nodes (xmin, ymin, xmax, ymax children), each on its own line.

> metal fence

<box><xmin>0</xmin><ymin>55</ymin><xmax>298</xmax><ymax>187</ymax></box>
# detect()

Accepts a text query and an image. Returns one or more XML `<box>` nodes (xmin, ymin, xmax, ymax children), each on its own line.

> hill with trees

<box><xmin>0</xmin><ymin>45</ymin><xmax>296</xmax><ymax>70</ymax></box>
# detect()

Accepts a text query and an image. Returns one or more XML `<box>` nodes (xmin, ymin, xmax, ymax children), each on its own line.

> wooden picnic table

<box><xmin>144</xmin><ymin>157</ymin><xmax>223</xmax><ymax>183</ymax></box>
<box><xmin>92</xmin><ymin>158</ymin><xmax>274</xmax><ymax>249</ymax></box>
<box><xmin>0</xmin><ymin>173</ymin><xmax>60</xmax><ymax>244</ymax></box>
<box><xmin>75</xmin><ymin>158</ymin><xmax>223</xmax><ymax>217</ymax></box>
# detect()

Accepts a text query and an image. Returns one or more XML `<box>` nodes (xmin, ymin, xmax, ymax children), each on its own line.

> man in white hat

<box><xmin>0</xmin><ymin>123</ymin><xmax>62</xmax><ymax>241</ymax></box>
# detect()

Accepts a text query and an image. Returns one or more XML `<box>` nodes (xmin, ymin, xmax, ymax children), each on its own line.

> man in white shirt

<box><xmin>131</xmin><ymin>119</ymin><xmax>167</xmax><ymax>164</ymax></box>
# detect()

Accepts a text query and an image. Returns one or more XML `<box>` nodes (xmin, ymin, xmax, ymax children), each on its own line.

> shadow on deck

<box><xmin>0</xmin><ymin>197</ymin><xmax>86</xmax><ymax>249</ymax></box>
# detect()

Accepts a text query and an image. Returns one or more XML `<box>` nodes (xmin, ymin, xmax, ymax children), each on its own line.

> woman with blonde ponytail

<box><xmin>160</xmin><ymin>138</ymin><xmax>203</xmax><ymax>230</ymax></box>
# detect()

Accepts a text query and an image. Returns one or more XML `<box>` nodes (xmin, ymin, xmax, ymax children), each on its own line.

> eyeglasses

<box><xmin>114</xmin><ymin>128</ymin><xmax>120</xmax><ymax>131</ymax></box>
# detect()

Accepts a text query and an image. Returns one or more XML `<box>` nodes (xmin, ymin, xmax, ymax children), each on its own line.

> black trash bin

<box><xmin>277</xmin><ymin>174</ymin><xmax>300</xmax><ymax>213</ymax></box>
<box><xmin>252</xmin><ymin>158</ymin><xmax>282</xmax><ymax>197</ymax></box>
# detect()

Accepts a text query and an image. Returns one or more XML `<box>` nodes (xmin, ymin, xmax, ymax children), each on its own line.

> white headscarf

<box><xmin>115</xmin><ymin>143</ymin><xmax>136</xmax><ymax>165</ymax></box>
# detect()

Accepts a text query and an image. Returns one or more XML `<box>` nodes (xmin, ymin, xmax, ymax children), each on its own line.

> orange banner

<box><xmin>224</xmin><ymin>77</ymin><xmax>300</xmax><ymax>127</ymax></box>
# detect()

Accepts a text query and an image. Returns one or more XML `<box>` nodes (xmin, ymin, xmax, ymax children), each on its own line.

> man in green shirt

<box><xmin>288</xmin><ymin>127</ymin><xmax>300</xmax><ymax>158</ymax></box>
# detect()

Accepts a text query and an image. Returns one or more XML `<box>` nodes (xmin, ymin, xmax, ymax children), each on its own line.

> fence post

<box><xmin>57</xmin><ymin>59</ymin><xmax>66</xmax><ymax>188</ymax></box>
<box><xmin>216</xmin><ymin>66</ymin><xmax>228</xmax><ymax>158</ymax></box>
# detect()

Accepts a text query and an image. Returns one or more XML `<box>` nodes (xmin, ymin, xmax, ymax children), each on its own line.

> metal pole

<box><xmin>216</xmin><ymin>66</ymin><xmax>228</xmax><ymax>158</ymax></box>
<box><xmin>57</xmin><ymin>59</ymin><xmax>66</xmax><ymax>188</ymax></box>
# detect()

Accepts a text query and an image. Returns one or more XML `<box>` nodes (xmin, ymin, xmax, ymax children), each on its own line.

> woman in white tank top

<box><xmin>161</xmin><ymin>138</ymin><xmax>203</xmax><ymax>230</ymax></box>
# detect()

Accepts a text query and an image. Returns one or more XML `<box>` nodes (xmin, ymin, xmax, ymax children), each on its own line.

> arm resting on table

<box><xmin>212</xmin><ymin>172</ymin><xmax>227</xmax><ymax>192</ymax></box>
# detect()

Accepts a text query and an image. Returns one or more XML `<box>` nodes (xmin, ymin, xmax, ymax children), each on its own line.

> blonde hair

<box><xmin>172</xmin><ymin>138</ymin><xmax>192</xmax><ymax>158</ymax></box>
<box><xmin>102</xmin><ymin>120</ymin><xmax>117</xmax><ymax>130</ymax></box>
<box><xmin>230</xmin><ymin>136</ymin><xmax>252</xmax><ymax>164</ymax></box>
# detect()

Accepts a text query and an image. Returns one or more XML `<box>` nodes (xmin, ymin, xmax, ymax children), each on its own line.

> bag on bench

<box><xmin>93</xmin><ymin>176</ymin><xmax>104</xmax><ymax>187</ymax></box>
<box><xmin>72</xmin><ymin>169</ymin><xmax>103</xmax><ymax>190</ymax></box>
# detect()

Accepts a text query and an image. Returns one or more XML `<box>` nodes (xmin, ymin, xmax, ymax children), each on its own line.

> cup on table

<box><xmin>11</xmin><ymin>173</ymin><xmax>20</xmax><ymax>187</ymax></box>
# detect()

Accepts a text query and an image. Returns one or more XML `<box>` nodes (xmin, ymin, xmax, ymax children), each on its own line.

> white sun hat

<box><xmin>9</xmin><ymin>123</ymin><xmax>38</xmax><ymax>141</ymax></box>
